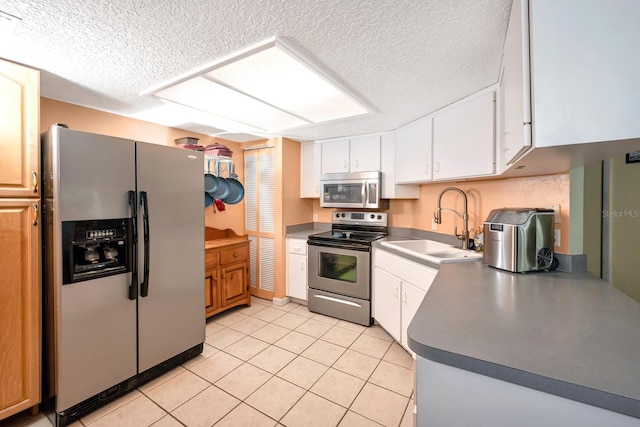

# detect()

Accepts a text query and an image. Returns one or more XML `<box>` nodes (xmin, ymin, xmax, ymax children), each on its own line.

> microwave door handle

<box><xmin>362</xmin><ymin>181</ymin><xmax>367</xmax><ymax>208</ymax></box>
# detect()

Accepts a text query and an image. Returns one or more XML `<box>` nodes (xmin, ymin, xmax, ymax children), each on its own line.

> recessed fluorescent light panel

<box><xmin>153</xmin><ymin>38</ymin><xmax>371</xmax><ymax>133</ymax></box>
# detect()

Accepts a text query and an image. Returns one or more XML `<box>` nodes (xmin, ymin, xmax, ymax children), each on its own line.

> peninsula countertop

<box><xmin>407</xmin><ymin>262</ymin><xmax>640</xmax><ymax>419</ymax></box>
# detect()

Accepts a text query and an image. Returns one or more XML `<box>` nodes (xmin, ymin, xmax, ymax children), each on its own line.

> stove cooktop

<box><xmin>309</xmin><ymin>230</ymin><xmax>386</xmax><ymax>243</ymax></box>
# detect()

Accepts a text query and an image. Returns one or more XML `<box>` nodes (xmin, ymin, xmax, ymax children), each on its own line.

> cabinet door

<box><xmin>401</xmin><ymin>280</ymin><xmax>429</xmax><ymax>351</ymax></box>
<box><xmin>350</xmin><ymin>135</ymin><xmax>381</xmax><ymax>172</ymax></box>
<box><xmin>321</xmin><ymin>139</ymin><xmax>350</xmax><ymax>174</ymax></box>
<box><xmin>0</xmin><ymin>200</ymin><xmax>40</xmax><ymax>418</ymax></box>
<box><xmin>501</xmin><ymin>0</ymin><xmax>532</xmax><ymax>167</ymax></box>
<box><xmin>433</xmin><ymin>91</ymin><xmax>496</xmax><ymax>180</ymax></box>
<box><xmin>221</xmin><ymin>262</ymin><xmax>248</xmax><ymax>307</ymax></box>
<box><xmin>300</xmin><ymin>142</ymin><xmax>322</xmax><ymax>198</ymax></box>
<box><xmin>0</xmin><ymin>60</ymin><xmax>39</xmax><ymax>198</ymax></box>
<box><xmin>287</xmin><ymin>253</ymin><xmax>308</xmax><ymax>301</ymax></box>
<box><xmin>530</xmin><ymin>0</ymin><xmax>640</xmax><ymax>147</ymax></box>
<box><xmin>395</xmin><ymin>117</ymin><xmax>433</xmax><ymax>183</ymax></box>
<box><xmin>205</xmin><ymin>268</ymin><xmax>219</xmax><ymax>317</ymax></box>
<box><xmin>373</xmin><ymin>267</ymin><xmax>401</xmax><ymax>342</ymax></box>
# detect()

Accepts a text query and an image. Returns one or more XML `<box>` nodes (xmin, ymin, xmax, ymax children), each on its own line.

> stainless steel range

<box><xmin>307</xmin><ymin>211</ymin><xmax>388</xmax><ymax>326</ymax></box>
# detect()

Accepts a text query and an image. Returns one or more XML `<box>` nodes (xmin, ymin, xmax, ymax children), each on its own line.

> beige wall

<box><xmin>40</xmin><ymin>97</ymin><xmax>246</xmax><ymax>234</ymax></box>
<box><xmin>314</xmin><ymin>173</ymin><xmax>571</xmax><ymax>254</ymax></box>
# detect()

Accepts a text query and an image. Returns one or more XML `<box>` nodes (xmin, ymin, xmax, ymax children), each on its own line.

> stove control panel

<box><xmin>332</xmin><ymin>211</ymin><xmax>388</xmax><ymax>227</ymax></box>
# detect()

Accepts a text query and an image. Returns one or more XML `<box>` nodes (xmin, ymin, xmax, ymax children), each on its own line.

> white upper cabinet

<box><xmin>500</xmin><ymin>0</ymin><xmax>531</xmax><ymax>167</ymax></box>
<box><xmin>500</xmin><ymin>0</ymin><xmax>640</xmax><ymax>175</ymax></box>
<box><xmin>380</xmin><ymin>133</ymin><xmax>419</xmax><ymax>199</ymax></box>
<box><xmin>432</xmin><ymin>91</ymin><xmax>496</xmax><ymax>180</ymax></box>
<box><xmin>321</xmin><ymin>138</ymin><xmax>350</xmax><ymax>174</ymax></box>
<box><xmin>395</xmin><ymin>116</ymin><xmax>433</xmax><ymax>183</ymax></box>
<box><xmin>321</xmin><ymin>137</ymin><xmax>380</xmax><ymax>174</ymax></box>
<box><xmin>349</xmin><ymin>134</ymin><xmax>381</xmax><ymax>172</ymax></box>
<box><xmin>530</xmin><ymin>0</ymin><xmax>640</xmax><ymax>147</ymax></box>
<box><xmin>300</xmin><ymin>141</ymin><xmax>322</xmax><ymax>198</ymax></box>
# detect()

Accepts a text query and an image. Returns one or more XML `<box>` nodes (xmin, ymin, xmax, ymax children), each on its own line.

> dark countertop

<box><xmin>407</xmin><ymin>262</ymin><xmax>640</xmax><ymax>419</ymax></box>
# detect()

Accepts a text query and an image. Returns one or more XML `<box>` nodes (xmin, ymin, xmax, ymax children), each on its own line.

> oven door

<box><xmin>307</xmin><ymin>240</ymin><xmax>371</xmax><ymax>299</ymax></box>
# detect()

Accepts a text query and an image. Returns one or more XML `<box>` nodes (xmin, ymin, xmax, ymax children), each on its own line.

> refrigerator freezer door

<box><xmin>51</xmin><ymin>128</ymin><xmax>138</xmax><ymax>411</ymax></box>
<box><xmin>135</xmin><ymin>142</ymin><xmax>205</xmax><ymax>372</ymax></box>
<box><xmin>56</xmin><ymin>127</ymin><xmax>136</xmax><ymax>221</ymax></box>
<box><xmin>57</xmin><ymin>275</ymin><xmax>137</xmax><ymax>410</ymax></box>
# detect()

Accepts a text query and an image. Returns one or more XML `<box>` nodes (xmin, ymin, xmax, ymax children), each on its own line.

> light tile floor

<box><xmin>2</xmin><ymin>296</ymin><xmax>415</xmax><ymax>427</ymax></box>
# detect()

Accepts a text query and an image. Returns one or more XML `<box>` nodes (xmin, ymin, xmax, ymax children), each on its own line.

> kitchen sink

<box><xmin>379</xmin><ymin>239</ymin><xmax>483</xmax><ymax>264</ymax></box>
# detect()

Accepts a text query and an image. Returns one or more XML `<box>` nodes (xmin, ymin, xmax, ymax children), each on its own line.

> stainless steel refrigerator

<box><xmin>41</xmin><ymin>125</ymin><xmax>205</xmax><ymax>426</ymax></box>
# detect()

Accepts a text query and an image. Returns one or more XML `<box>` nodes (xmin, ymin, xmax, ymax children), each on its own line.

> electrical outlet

<box><xmin>554</xmin><ymin>229</ymin><xmax>561</xmax><ymax>247</ymax></box>
<box><xmin>432</xmin><ymin>219</ymin><xmax>437</xmax><ymax>230</ymax></box>
<box><xmin>546</xmin><ymin>205</ymin><xmax>561</xmax><ymax>224</ymax></box>
<box><xmin>313</xmin><ymin>214</ymin><xmax>318</xmax><ymax>222</ymax></box>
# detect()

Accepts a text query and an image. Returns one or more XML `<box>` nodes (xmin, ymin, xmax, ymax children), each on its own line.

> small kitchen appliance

<box><xmin>483</xmin><ymin>208</ymin><xmax>555</xmax><ymax>273</ymax></box>
<box><xmin>307</xmin><ymin>211</ymin><xmax>388</xmax><ymax>325</ymax></box>
<box><xmin>319</xmin><ymin>171</ymin><xmax>388</xmax><ymax>210</ymax></box>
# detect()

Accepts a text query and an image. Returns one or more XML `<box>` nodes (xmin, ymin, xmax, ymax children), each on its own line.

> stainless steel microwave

<box><xmin>319</xmin><ymin>171</ymin><xmax>389</xmax><ymax>210</ymax></box>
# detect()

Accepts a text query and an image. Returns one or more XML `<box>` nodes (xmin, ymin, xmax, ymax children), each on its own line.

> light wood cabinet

<box><xmin>205</xmin><ymin>240</ymin><xmax>250</xmax><ymax>318</ymax></box>
<box><xmin>0</xmin><ymin>59</ymin><xmax>41</xmax><ymax>421</ymax></box>
<box><xmin>0</xmin><ymin>60</ymin><xmax>40</xmax><ymax>198</ymax></box>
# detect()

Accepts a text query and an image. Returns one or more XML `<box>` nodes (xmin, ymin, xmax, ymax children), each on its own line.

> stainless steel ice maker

<box><xmin>483</xmin><ymin>208</ymin><xmax>555</xmax><ymax>273</ymax></box>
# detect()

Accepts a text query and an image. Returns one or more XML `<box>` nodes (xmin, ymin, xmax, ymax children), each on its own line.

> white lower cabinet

<box><xmin>286</xmin><ymin>238</ymin><xmax>308</xmax><ymax>301</ymax></box>
<box><xmin>373</xmin><ymin>248</ymin><xmax>437</xmax><ymax>351</ymax></box>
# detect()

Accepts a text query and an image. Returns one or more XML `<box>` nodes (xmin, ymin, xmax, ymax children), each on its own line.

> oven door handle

<box><xmin>307</xmin><ymin>240</ymin><xmax>370</xmax><ymax>252</ymax></box>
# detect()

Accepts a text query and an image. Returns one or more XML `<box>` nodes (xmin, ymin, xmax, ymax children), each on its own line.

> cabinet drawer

<box><xmin>206</xmin><ymin>250</ymin><xmax>219</xmax><ymax>269</ymax></box>
<box><xmin>220</xmin><ymin>244</ymin><xmax>249</xmax><ymax>265</ymax></box>
<box><xmin>288</xmin><ymin>238</ymin><xmax>307</xmax><ymax>255</ymax></box>
<box><xmin>374</xmin><ymin>249</ymin><xmax>437</xmax><ymax>292</ymax></box>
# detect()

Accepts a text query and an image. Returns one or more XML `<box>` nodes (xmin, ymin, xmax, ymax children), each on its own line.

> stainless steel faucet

<box><xmin>434</xmin><ymin>187</ymin><xmax>470</xmax><ymax>250</ymax></box>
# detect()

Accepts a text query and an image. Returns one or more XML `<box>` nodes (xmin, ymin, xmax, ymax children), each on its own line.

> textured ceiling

<box><xmin>0</xmin><ymin>0</ymin><xmax>512</xmax><ymax>142</ymax></box>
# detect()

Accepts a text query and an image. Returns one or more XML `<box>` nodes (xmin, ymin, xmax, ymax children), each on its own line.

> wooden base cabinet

<box><xmin>205</xmin><ymin>241</ymin><xmax>250</xmax><ymax>318</ymax></box>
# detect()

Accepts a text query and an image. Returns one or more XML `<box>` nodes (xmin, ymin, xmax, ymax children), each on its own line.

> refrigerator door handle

<box><xmin>140</xmin><ymin>191</ymin><xmax>150</xmax><ymax>297</ymax></box>
<box><xmin>128</xmin><ymin>190</ymin><xmax>138</xmax><ymax>300</ymax></box>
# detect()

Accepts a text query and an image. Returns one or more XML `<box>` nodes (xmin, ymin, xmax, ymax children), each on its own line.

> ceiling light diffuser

<box><xmin>151</xmin><ymin>37</ymin><xmax>372</xmax><ymax>133</ymax></box>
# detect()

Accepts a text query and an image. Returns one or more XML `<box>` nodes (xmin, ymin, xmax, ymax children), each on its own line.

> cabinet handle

<box><xmin>425</xmin><ymin>164</ymin><xmax>429</xmax><ymax>175</ymax></box>
<box><xmin>402</xmin><ymin>291</ymin><xmax>407</xmax><ymax>303</ymax></box>
<box><xmin>300</xmin><ymin>260</ymin><xmax>305</xmax><ymax>270</ymax></box>
<box><xmin>233</xmin><ymin>252</ymin><xmax>238</xmax><ymax>257</ymax></box>
<box><xmin>32</xmin><ymin>171</ymin><xmax>38</xmax><ymax>193</ymax></box>
<box><xmin>435</xmin><ymin>162</ymin><xmax>440</xmax><ymax>173</ymax></box>
<box><xmin>222</xmin><ymin>274</ymin><xmax>226</xmax><ymax>279</ymax></box>
<box><xmin>32</xmin><ymin>204</ymin><xmax>38</xmax><ymax>225</ymax></box>
<box><xmin>344</xmin><ymin>160</ymin><xmax>347</xmax><ymax>169</ymax></box>
<box><xmin>315</xmin><ymin>185</ymin><xmax>318</xmax><ymax>195</ymax></box>
<box><xmin>213</xmin><ymin>277</ymin><xmax>217</xmax><ymax>281</ymax></box>
<box><xmin>394</xmin><ymin>286</ymin><xmax>399</xmax><ymax>297</ymax></box>
<box><xmin>355</xmin><ymin>159</ymin><xmax>359</xmax><ymax>168</ymax></box>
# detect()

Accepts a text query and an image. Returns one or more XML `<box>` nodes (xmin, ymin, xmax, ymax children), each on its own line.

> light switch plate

<box><xmin>554</xmin><ymin>229</ymin><xmax>561</xmax><ymax>247</ymax></box>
